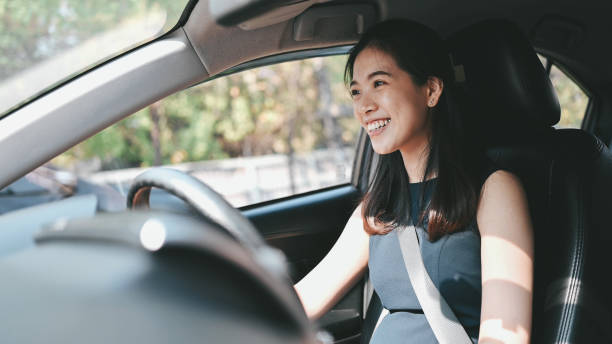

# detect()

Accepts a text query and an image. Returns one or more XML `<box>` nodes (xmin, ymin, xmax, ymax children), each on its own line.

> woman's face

<box><xmin>350</xmin><ymin>47</ymin><xmax>437</xmax><ymax>156</ymax></box>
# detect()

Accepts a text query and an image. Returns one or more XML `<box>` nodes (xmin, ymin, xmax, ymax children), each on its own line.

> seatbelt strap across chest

<box><xmin>396</xmin><ymin>225</ymin><xmax>472</xmax><ymax>344</ymax></box>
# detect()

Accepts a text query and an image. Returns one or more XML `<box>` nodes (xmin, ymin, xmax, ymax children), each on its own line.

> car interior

<box><xmin>0</xmin><ymin>0</ymin><xmax>611</xmax><ymax>343</ymax></box>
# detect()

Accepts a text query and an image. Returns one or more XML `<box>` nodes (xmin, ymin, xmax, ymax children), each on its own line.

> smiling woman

<box><xmin>0</xmin><ymin>0</ymin><xmax>611</xmax><ymax>343</ymax></box>
<box><xmin>345</xmin><ymin>20</ymin><xmax>479</xmax><ymax>242</ymax></box>
<box><xmin>295</xmin><ymin>19</ymin><xmax>534</xmax><ymax>344</ymax></box>
<box><xmin>0</xmin><ymin>0</ymin><xmax>189</xmax><ymax>117</ymax></box>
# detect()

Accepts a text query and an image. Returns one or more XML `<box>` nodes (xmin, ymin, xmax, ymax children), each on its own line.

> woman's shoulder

<box><xmin>480</xmin><ymin>169</ymin><xmax>524</xmax><ymax>204</ymax></box>
<box><xmin>478</xmin><ymin>156</ymin><xmax>522</xmax><ymax>194</ymax></box>
<box><xmin>476</xmin><ymin>166</ymin><xmax>530</xmax><ymax>236</ymax></box>
<box><xmin>477</xmin><ymin>157</ymin><xmax>504</xmax><ymax>188</ymax></box>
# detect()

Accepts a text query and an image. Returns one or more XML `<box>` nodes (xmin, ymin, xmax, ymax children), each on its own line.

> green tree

<box><xmin>0</xmin><ymin>0</ymin><xmax>184</xmax><ymax>79</ymax></box>
<box><xmin>55</xmin><ymin>55</ymin><xmax>356</xmax><ymax>171</ymax></box>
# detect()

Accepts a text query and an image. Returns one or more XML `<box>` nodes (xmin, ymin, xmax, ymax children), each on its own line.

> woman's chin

<box><xmin>371</xmin><ymin>145</ymin><xmax>396</xmax><ymax>155</ymax></box>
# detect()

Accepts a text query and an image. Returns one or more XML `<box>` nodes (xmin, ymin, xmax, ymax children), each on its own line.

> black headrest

<box><xmin>448</xmin><ymin>20</ymin><xmax>560</xmax><ymax>140</ymax></box>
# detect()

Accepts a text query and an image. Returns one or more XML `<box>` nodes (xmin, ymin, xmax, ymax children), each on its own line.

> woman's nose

<box><xmin>357</xmin><ymin>93</ymin><xmax>377</xmax><ymax>116</ymax></box>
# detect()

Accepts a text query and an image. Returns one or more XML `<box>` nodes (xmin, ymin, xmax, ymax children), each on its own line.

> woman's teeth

<box><xmin>367</xmin><ymin>119</ymin><xmax>391</xmax><ymax>132</ymax></box>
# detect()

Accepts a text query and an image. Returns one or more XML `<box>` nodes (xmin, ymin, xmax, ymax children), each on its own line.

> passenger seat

<box><xmin>449</xmin><ymin>20</ymin><xmax>612</xmax><ymax>343</ymax></box>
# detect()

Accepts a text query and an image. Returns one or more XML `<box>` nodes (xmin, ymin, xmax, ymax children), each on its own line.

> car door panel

<box><xmin>242</xmin><ymin>184</ymin><xmax>364</xmax><ymax>343</ymax></box>
<box><xmin>243</xmin><ymin>184</ymin><xmax>361</xmax><ymax>280</ymax></box>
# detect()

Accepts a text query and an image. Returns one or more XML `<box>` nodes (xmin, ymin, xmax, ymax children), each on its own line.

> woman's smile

<box><xmin>366</xmin><ymin>118</ymin><xmax>391</xmax><ymax>136</ymax></box>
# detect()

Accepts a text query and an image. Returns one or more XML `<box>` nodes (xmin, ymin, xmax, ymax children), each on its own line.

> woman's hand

<box><xmin>477</xmin><ymin>171</ymin><xmax>534</xmax><ymax>343</ymax></box>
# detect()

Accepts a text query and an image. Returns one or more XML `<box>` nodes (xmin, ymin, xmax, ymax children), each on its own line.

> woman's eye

<box><xmin>350</xmin><ymin>89</ymin><xmax>360</xmax><ymax>97</ymax></box>
<box><xmin>373</xmin><ymin>80</ymin><xmax>385</xmax><ymax>87</ymax></box>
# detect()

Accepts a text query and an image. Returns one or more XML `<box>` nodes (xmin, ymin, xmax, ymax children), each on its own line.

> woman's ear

<box><xmin>426</xmin><ymin>77</ymin><xmax>444</xmax><ymax>108</ymax></box>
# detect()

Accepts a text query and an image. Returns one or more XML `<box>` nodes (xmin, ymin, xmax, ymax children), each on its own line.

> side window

<box><xmin>51</xmin><ymin>55</ymin><xmax>359</xmax><ymax>207</ymax></box>
<box><xmin>538</xmin><ymin>54</ymin><xmax>590</xmax><ymax>129</ymax></box>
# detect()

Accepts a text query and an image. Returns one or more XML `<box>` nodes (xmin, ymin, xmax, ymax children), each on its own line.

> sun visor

<box><xmin>210</xmin><ymin>0</ymin><xmax>330</xmax><ymax>30</ymax></box>
<box><xmin>293</xmin><ymin>4</ymin><xmax>377</xmax><ymax>41</ymax></box>
<box><xmin>188</xmin><ymin>1</ymin><xmax>378</xmax><ymax>77</ymax></box>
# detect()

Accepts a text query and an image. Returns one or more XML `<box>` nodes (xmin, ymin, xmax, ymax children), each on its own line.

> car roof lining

<box><xmin>183</xmin><ymin>1</ymin><xmax>378</xmax><ymax>77</ymax></box>
<box><xmin>183</xmin><ymin>0</ymin><xmax>612</xmax><ymax>86</ymax></box>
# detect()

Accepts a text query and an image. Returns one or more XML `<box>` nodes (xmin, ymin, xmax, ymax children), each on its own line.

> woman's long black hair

<box><xmin>346</xmin><ymin>20</ymin><xmax>482</xmax><ymax>241</ymax></box>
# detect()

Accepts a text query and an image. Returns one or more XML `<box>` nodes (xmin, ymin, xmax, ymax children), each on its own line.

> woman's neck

<box><xmin>399</xmin><ymin>138</ymin><xmax>436</xmax><ymax>182</ymax></box>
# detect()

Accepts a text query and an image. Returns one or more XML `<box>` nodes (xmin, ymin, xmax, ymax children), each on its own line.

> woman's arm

<box><xmin>294</xmin><ymin>203</ymin><xmax>370</xmax><ymax>320</ymax></box>
<box><xmin>477</xmin><ymin>170</ymin><xmax>534</xmax><ymax>344</ymax></box>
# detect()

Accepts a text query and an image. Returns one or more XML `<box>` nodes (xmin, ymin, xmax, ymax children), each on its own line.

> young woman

<box><xmin>294</xmin><ymin>20</ymin><xmax>534</xmax><ymax>343</ymax></box>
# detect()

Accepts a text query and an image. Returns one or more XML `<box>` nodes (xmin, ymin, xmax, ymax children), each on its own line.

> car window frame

<box><xmin>53</xmin><ymin>45</ymin><xmax>368</xmax><ymax>211</ymax></box>
<box><xmin>203</xmin><ymin>46</ymin><xmax>372</xmax><ymax>209</ymax></box>
<box><xmin>222</xmin><ymin>45</ymin><xmax>373</xmax><ymax>204</ymax></box>
<box><xmin>193</xmin><ymin>46</ymin><xmax>368</xmax><ymax>209</ymax></box>
<box><xmin>538</xmin><ymin>53</ymin><xmax>594</xmax><ymax>130</ymax></box>
<box><xmin>224</xmin><ymin>46</ymin><xmax>377</xmax><ymax>209</ymax></box>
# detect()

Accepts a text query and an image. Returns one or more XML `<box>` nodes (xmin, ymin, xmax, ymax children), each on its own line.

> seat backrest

<box><xmin>449</xmin><ymin>20</ymin><xmax>612</xmax><ymax>343</ymax></box>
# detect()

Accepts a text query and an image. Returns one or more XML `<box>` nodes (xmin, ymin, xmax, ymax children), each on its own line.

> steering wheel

<box><xmin>22</xmin><ymin>167</ymin><xmax>317</xmax><ymax>343</ymax></box>
<box><xmin>126</xmin><ymin>167</ymin><xmax>288</xmax><ymax>280</ymax></box>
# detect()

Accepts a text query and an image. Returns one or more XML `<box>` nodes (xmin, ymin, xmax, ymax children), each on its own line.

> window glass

<box><xmin>549</xmin><ymin>65</ymin><xmax>589</xmax><ymax>129</ymax></box>
<box><xmin>50</xmin><ymin>54</ymin><xmax>359</xmax><ymax>207</ymax></box>
<box><xmin>0</xmin><ymin>0</ymin><xmax>189</xmax><ymax>118</ymax></box>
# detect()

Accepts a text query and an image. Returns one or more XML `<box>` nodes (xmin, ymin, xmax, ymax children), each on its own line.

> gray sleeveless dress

<box><xmin>368</xmin><ymin>178</ymin><xmax>482</xmax><ymax>343</ymax></box>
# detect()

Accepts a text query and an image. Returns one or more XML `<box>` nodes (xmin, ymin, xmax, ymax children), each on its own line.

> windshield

<box><xmin>0</xmin><ymin>0</ymin><xmax>190</xmax><ymax>118</ymax></box>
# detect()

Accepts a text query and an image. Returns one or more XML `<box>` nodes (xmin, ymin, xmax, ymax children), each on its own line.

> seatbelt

<box><xmin>373</xmin><ymin>308</ymin><xmax>389</xmax><ymax>333</ymax></box>
<box><xmin>396</xmin><ymin>225</ymin><xmax>472</xmax><ymax>344</ymax></box>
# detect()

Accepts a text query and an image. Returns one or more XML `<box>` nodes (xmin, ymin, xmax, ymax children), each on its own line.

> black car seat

<box><xmin>448</xmin><ymin>20</ymin><xmax>612</xmax><ymax>343</ymax></box>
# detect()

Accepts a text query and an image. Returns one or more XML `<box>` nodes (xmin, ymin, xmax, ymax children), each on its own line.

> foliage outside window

<box><xmin>51</xmin><ymin>55</ymin><xmax>359</xmax><ymax>207</ymax></box>
<box><xmin>0</xmin><ymin>0</ymin><xmax>189</xmax><ymax>116</ymax></box>
<box><xmin>549</xmin><ymin>65</ymin><xmax>589</xmax><ymax>129</ymax></box>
